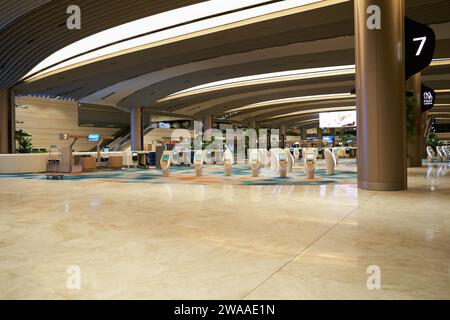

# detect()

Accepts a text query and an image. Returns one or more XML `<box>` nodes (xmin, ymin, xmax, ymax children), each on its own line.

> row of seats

<box><xmin>427</xmin><ymin>146</ymin><xmax>450</xmax><ymax>162</ymax></box>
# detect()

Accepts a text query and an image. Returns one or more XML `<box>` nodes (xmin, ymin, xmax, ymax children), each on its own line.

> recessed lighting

<box><xmin>227</xmin><ymin>93</ymin><xmax>355</xmax><ymax>112</ymax></box>
<box><xmin>158</xmin><ymin>65</ymin><xmax>355</xmax><ymax>102</ymax></box>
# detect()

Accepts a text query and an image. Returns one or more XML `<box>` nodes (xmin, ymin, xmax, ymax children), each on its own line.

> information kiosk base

<box><xmin>160</xmin><ymin>151</ymin><xmax>171</xmax><ymax>177</ymax></box>
<box><xmin>304</xmin><ymin>152</ymin><xmax>316</xmax><ymax>179</ymax></box>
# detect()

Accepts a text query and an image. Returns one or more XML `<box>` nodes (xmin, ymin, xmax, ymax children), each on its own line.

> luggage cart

<box><xmin>46</xmin><ymin>145</ymin><xmax>64</xmax><ymax>180</ymax></box>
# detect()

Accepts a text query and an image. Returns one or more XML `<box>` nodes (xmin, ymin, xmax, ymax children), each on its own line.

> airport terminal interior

<box><xmin>0</xmin><ymin>0</ymin><xmax>450</xmax><ymax>299</ymax></box>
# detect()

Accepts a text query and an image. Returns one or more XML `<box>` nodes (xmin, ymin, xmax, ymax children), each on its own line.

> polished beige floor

<box><xmin>0</xmin><ymin>164</ymin><xmax>449</xmax><ymax>299</ymax></box>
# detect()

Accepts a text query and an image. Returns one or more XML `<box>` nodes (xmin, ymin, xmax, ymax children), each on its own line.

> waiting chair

<box><xmin>426</xmin><ymin>146</ymin><xmax>441</xmax><ymax>163</ymax></box>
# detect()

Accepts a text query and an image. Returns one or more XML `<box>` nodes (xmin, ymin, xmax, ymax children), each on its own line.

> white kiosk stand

<box><xmin>223</xmin><ymin>149</ymin><xmax>233</xmax><ymax>176</ymax></box>
<box><xmin>324</xmin><ymin>148</ymin><xmax>336</xmax><ymax>175</ymax></box>
<box><xmin>249</xmin><ymin>150</ymin><xmax>260</xmax><ymax>177</ymax></box>
<box><xmin>194</xmin><ymin>151</ymin><xmax>204</xmax><ymax>177</ymax></box>
<box><xmin>285</xmin><ymin>148</ymin><xmax>294</xmax><ymax>173</ymax></box>
<box><xmin>204</xmin><ymin>150</ymin><xmax>213</xmax><ymax>165</ymax></box>
<box><xmin>278</xmin><ymin>152</ymin><xmax>288</xmax><ymax>178</ymax></box>
<box><xmin>304</xmin><ymin>152</ymin><xmax>316</xmax><ymax>179</ymax></box>
<box><xmin>160</xmin><ymin>151</ymin><xmax>171</xmax><ymax>177</ymax></box>
<box><xmin>293</xmin><ymin>148</ymin><xmax>300</xmax><ymax>161</ymax></box>
<box><xmin>171</xmin><ymin>150</ymin><xmax>179</xmax><ymax>165</ymax></box>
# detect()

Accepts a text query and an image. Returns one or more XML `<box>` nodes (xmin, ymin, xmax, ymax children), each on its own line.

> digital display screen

<box><xmin>103</xmin><ymin>147</ymin><xmax>110</xmax><ymax>152</ymax></box>
<box><xmin>323</xmin><ymin>136</ymin><xmax>334</xmax><ymax>144</ymax></box>
<box><xmin>161</xmin><ymin>154</ymin><xmax>170</xmax><ymax>160</ymax></box>
<box><xmin>320</xmin><ymin>111</ymin><xmax>356</xmax><ymax>128</ymax></box>
<box><xmin>306</xmin><ymin>154</ymin><xmax>315</xmax><ymax>160</ymax></box>
<box><xmin>158</xmin><ymin>122</ymin><xmax>171</xmax><ymax>129</ymax></box>
<box><xmin>87</xmin><ymin>133</ymin><xmax>100</xmax><ymax>141</ymax></box>
<box><xmin>194</xmin><ymin>154</ymin><xmax>203</xmax><ymax>160</ymax></box>
<box><xmin>278</xmin><ymin>153</ymin><xmax>287</xmax><ymax>160</ymax></box>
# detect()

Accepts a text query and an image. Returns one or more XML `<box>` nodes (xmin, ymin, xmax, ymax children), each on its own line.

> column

<box><xmin>0</xmin><ymin>88</ymin><xmax>15</xmax><ymax>154</ymax></box>
<box><xmin>203</xmin><ymin>114</ymin><xmax>213</xmax><ymax>140</ymax></box>
<box><xmin>279</xmin><ymin>125</ymin><xmax>286</xmax><ymax>149</ymax></box>
<box><xmin>406</xmin><ymin>73</ymin><xmax>422</xmax><ymax>167</ymax></box>
<box><xmin>301</xmin><ymin>128</ymin><xmax>307</xmax><ymax>141</ymax></box>
<box><xmin>130</xmin><ymin>106</ymin><xmax>143</xmax><ymax>151</ymax></box>
<box><xmin>317</xmin><ymin>127</ymin><xmax>323</xmax><ymax>141</ymax></box>
<box><xmin>355</xmin><ymin>0</ymin><xmax>407</xmax><ymax>191</ymax></box>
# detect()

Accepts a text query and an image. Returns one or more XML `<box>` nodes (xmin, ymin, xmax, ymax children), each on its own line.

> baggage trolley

<box><xmin>46</xmin><ymin>145</ymin><xmax>64</xmax><ymax>180</ymax></box>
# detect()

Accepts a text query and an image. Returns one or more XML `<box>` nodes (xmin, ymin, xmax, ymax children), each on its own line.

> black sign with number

<box><xmin>405</xmin><ymin>17</ymin><xmax>436</xmax><ymax>80</ymax></box>
<box><xmin>421</xmin><ymin>84</ymin><xmax>435</xmax><ymax>113</ymax></box>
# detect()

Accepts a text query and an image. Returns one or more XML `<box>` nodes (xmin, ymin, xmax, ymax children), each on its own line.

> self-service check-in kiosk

<box><xmin>285</xmin><ymin>148</ymin><xmax>294</xmax><ymax>173</ymax></box>
<box><xmin>194</xmin><ymin>151</ymin><xmax>204</xmax><ymax>177</ymax></box>
<box><xmin>304</xmin><ymin>152</ymin><xmax>316</xmax><ymax>179</ymax></box>
<box><xmin>278</xmin><ymin>151</ymin><xmax>288</xmax><ymax>178</ymax></box>
<box><xmin>160</xmin><ymin>151</ymin><xmax>171</xmax><ymax>177</ymax></box>
<box><xmin>249</xmin><ymin>150</ymin><xmax>260</xmax><ymax>177</ymax></box>
<box><xmin>171</xmin><ymin>150</ymin><xmax>179</xmax><ymax>165</ymax></box>
<box><xmin>223</xmin><ymin>149</ymin><xmax>233</xmax><ymax>176</ymax></box>
<box><xmin>293</xmin><ymin>148</ymin><xmax>300</xmax><ymax>161</ymax></box>
<box><xmin>205</xmin><ymin>150</ymin><xmax>213</xmax><ymax>165</ymax></box>
<box><xmin>124</xmin><ymin>151</ymin><xmax>139</xmax><ymax>168</ymax></box>
<box><xmin>324</xmin><ymin>148</ymin><xmax>336</xmax><ymax>175</ymax></box>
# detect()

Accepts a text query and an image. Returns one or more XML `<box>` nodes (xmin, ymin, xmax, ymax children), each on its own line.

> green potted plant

<box><xmin>15</xmin><ymin>129</ymin><xmax>33</xmax><ymax>153</ymax></box>
<box><xmin>426</xmin><ymin>131</ymin><xmax>441</xmax><ymax>151</ymax></box>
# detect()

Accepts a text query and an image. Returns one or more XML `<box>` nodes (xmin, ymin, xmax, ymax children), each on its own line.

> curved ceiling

<box><xmin>0</xmin><ymin>0</ymin><xmax>204</xmax><ymax>88</ymax></box>
<box><xmin>3</xmin><ymin>0</ymin><xmax>450</xmax><ymax>128</ymax></box>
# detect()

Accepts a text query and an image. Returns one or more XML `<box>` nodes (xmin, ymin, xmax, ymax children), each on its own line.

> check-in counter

<box><xmin>107</xmin><ymin>156</ymin><xmax>123</xmax><ymax>169</ymax></box>
<box><xmin>0</xmin><ymin>153</ymin><xmax>48</xmax><ymax>174</ymax></box>
<box><xmin>80</xmin><ymin>156</ymin><xmax>96</xmax><ymax>172</ymax></box>
<box><xmin>0</xmin><ymin>151</ymin><xmax>126</xmax><ymax>174</ymax></box>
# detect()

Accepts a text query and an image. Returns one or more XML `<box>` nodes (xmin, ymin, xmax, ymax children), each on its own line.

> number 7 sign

<box><xmin>405</xmin><ymin>17</ymin><xmax>435</xmax><ymax>80</ymax></box>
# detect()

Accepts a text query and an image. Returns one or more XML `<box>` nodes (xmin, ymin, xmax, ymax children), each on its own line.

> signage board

<box><xmin>421</xmin><ymin>84</ymin><xmax>436</xmax><ymax>113</ymax></box>
<box><xmin>319</xmin><ymin>111</ymin><xmax>357</xmax><ymax>128</ymax></box>
<box><xmin>87</xmin><ymin>133</ymin><xmax>100</xmax><ymax>141</ymax></box>
<box><xmin>405</xmin><ymin>17</ymin><xmax>436</xmax><ymax>80</ymax></box>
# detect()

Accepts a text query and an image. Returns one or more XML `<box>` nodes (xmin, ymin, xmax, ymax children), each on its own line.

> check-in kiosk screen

<box><xmin>278</xmin><ymin>153</ymin><xmax>287</xmax><ymax>160</ymax></box>
<box><xmin>306</xmin><ymin>154</ymin><xmax>315</xmax><ymax>160</ymax></box>
<box><xmin>162</xmin><ymin>154</ymin><xmax>170</xmax><ymax>160</ymax></box>
<box><xmin>194</xmin><ymin>154</ymin><xmax>203</xmax><ymax>161</ymax></box>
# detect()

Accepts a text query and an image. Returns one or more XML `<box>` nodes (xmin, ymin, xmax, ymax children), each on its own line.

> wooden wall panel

<box><xmin>15</xmin><ymin>96</ymin><xmax>119</xmax><ymax>151</ymax></box>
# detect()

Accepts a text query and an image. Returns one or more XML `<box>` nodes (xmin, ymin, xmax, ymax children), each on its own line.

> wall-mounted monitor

<box><xmin>320</xmin><ymin>111</ymin><xmax>356</xmax><ymax>128</ymax></box>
